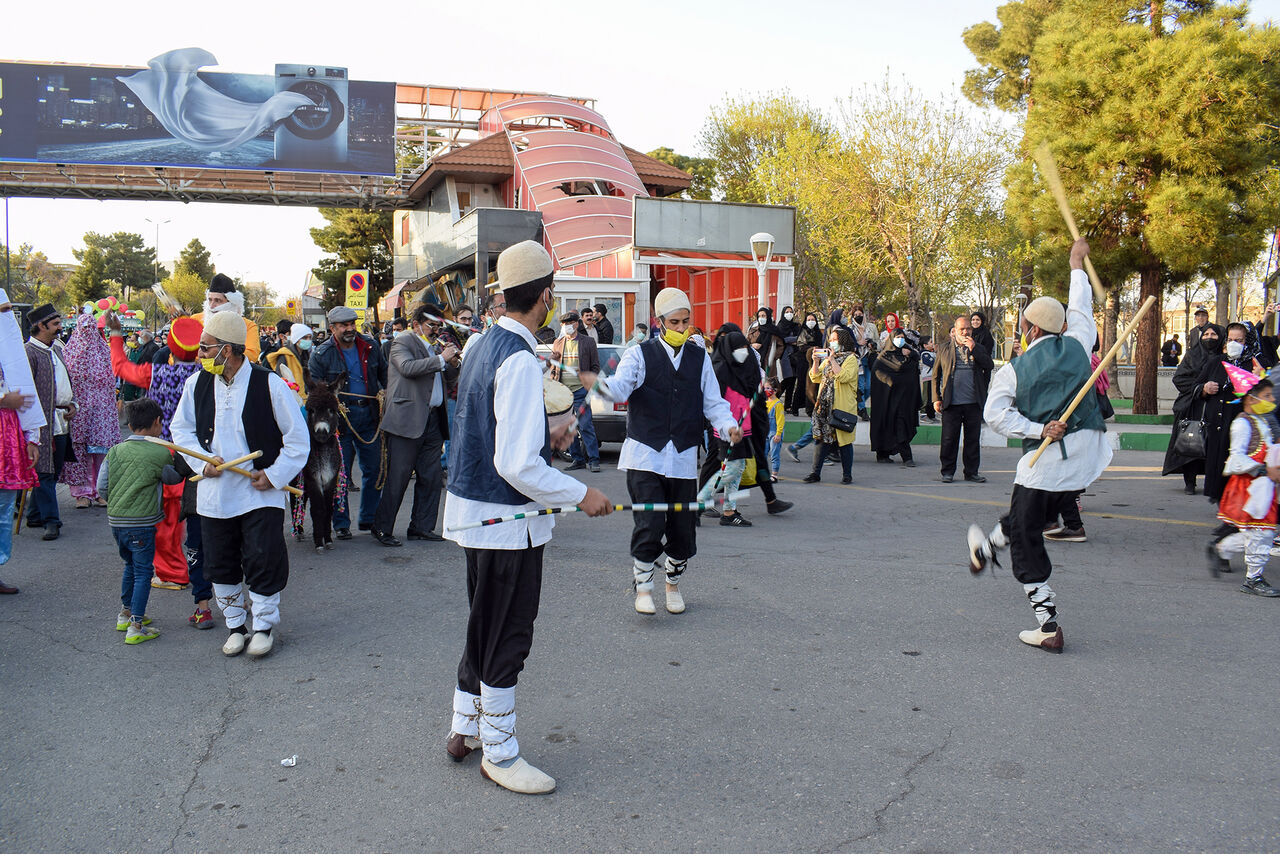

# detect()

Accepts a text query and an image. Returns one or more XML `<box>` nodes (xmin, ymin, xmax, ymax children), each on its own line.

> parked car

<box><xmin>536</xmin><ymin>342</ymin><xmax>627</xmax><ymax>445</ymax></box>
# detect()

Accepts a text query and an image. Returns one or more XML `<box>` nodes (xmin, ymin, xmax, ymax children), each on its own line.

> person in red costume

<box><xmin>107</xmin><ymin>313</ymin><xmax>216</xmax><ymax>630</ymax></box>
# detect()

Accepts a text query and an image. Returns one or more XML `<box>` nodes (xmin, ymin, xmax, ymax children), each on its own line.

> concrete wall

<box><xmin>1115</xmin><ymin>366</ymin><xmax>1178</xmax><ymax>411</ymax></box>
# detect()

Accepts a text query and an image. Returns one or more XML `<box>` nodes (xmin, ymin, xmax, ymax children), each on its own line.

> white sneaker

<box><xmin>665</xmin><ymin>587</ymin><xmax>685</xmax><ymax>614</ymax></box>
<box><xmin>634</xmin><ymin>590</ymin><xmax>656</xmax><ymax>615</ymax></box>
<box><xmin>480</xmin><ymin>756</ymin><xmax>556</xmax><ymax>794</ymax></box>
<box><xmin>222</xmin><ymin>631</ymin><xmax>248</xmax><ymax>656</ymax></box>
<box><xmin>247</xmin><ymin>630</ymin><xmax>275</xmax><ymax>657</ymax></box>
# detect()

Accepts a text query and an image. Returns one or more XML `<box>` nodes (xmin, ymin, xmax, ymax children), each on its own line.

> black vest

<box><xmin>193</xmin><ymin>365</ymin><xmax>284</xmax><ymax>470</ymax></box>
<box><xmin>626</xmin><ymin>339</ymin><xmax>705</xmax><ymax>452</ymax></box>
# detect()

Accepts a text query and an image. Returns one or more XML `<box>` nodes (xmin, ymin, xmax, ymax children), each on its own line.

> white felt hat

<box><xmin>654</xmin><ymin>287</ymin><xmax>691</xmax><ymax>319</ymax></box>
<box><xmin>496</xmin><ymin>240</ymin><xmax>554</xmax><ymax>291</ymax></box>
<box><xmin>1024</xmin><ymin>296</ymin><xmax>1065</xmax><ymax>334</ymax></box>
<box><xmin>203</xmin><ymin>310</ymin><xmax>247</xmax><ymax>346</ymax></box>
<box><xmin>543</xmin><ymin>376</ymin><xmax>574</xmax><ymax>417</ymax></box>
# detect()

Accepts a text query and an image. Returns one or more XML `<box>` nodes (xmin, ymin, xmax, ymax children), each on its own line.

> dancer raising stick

<box><xmin>442</xmin><ymin>240</ymin><xmax>612</xmax><ymax>796</ymax></box>
<box><xmin>594</xmin><ymin>288</ymin><xmax>743</xmax><ymax>616</ymax></box>
<box><xmin>967</xmin><ymin>238</ymin><xmax>1112</xmax><ymax>653</ymax></box>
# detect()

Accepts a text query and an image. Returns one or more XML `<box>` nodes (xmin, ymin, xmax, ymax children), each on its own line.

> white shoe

<box><xmin>247</xmin><ymin>630</ymin><xmax>275</xmax><ymax>657</ymax></box>
<box><xmin>634</xmin><ymin>590</ymin><xmax>656</xmax><ymax>615</ymax></box>
<box><xmin>222</xmin><ymin>631</ymin><xmax>247</xmax><ymax>656</ymax></box>
<box><xmin>1018</xmin><ymin>625</ymin><xmax>1064</xmax><ymax>653</ymax></box>
<box><xmin>480</xmin><ymin>756</ymin><xmax>556</xmax><ymax>794</ymax></box>
<box><xmin>665</xmin><ymin>587</ymin><xmax>685</xmax><ymax>614</ymax></box>
<box><xmin>967</xmin><ymin>524</ymin><xmax>989</xmax><ymax>574</ymax></box>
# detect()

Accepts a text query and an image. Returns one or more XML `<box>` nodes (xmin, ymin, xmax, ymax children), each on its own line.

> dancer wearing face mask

<box><xmin>1164</xmin><ymin>322</ymin><xmax>1228</xmax><ymax>495</ymax></box>
<box><xmin>966</xmin><ymin>239</ymin><xmax>1111</xmax><ymax>654</ymax></box>
<box><xmin>169</xmin><ymin>311</ymin><xmax>311</xmax><ymax>658</ymax></box>
<box><xmin>596</xmin><ymin>289</ymin><xmax>743</xmax><ymax>616</ymax></box>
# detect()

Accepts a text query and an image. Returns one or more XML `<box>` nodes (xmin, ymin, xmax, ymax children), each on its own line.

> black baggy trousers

<box><xmin>457</xmin><ymin>544</ymin><xmax>543</xmax><ymax>693</ymax></box>
<box><xmin>1000</xmin><ymin>484</ymin><xmax>1060</xmax><ymax>585</ymax></box>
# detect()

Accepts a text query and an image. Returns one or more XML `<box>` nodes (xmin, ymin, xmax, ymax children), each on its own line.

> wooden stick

<box><xmin>145</xmin><ymin>437</ymin><xmax>303</xmax><ymax>496</ymax></box>
<box><xmin>189</xmin><ymin>451</ymin><xmax>262</xmax><ymax>482</ymax></box>
<box><xmin>1027</xmin><ymin>294</ymin><xmax>1157</xmax><ymax>467</ymax></box>
<box><xmin>1034</xmin><ymin>143</ymin><xmax>1106</xmax><ymax>304</ymax></box>
<box><xmin>13</xmin><ymin>488</ymin><xmax>27</xmax><ymax>537</ymax></box>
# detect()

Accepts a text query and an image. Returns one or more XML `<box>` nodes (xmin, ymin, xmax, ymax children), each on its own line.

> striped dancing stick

<box><xmin>446</xmin><ymin>490</ymin><xmax>750</xmax><ymax>532</ymax></box>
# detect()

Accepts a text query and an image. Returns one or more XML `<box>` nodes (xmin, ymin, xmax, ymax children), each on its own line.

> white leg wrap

<box><xmin>478</xmin><ymin>682</ymin><xmax>518</xmax><ymax>763</ymax></box>
<box><xmin>988</xmin><ymin>523</ymin><xmax>1009</xmax><ymax>551</ymax></box>
<box><xmin>664</xmin><ymin>556</ymin><xmax>687</xmax><ymax>586</ymax></box>
<box><xmin>248</xmin><ymin>590</ymin><xmax>280</xmax><ymax>632</ymax></box>
<box><xmin>1023</xmin><ymin>582</ymin><xmax>1058</xmax><ymax>628</ymax></box>
<box><xmin>452</xmin><ymin>688</ymin><xmax>481</xmax><ymax>737</ymax></box>
<box><xmin>633</xmin><ymin>557</ymin><xmax>655</xmax><ymax>593</ymax></box>
<box><xmin>212</xmin><ymin>583</ymin><xmax>248</xmax><ymax>630</ymax></box>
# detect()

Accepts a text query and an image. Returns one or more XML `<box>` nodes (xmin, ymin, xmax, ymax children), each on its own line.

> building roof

<box><xmin>405</xmin><ymin>134</ymin><xmax>692</xmax><ymax>202</ymax></box>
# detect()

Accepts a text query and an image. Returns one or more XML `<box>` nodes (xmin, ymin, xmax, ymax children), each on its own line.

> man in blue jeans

<box><xmin>549</xmin><ymin>311</ymin><xmax>601</xmax><ymax>473</ymax></box>
<box><xmin>309</xmin><ymin>306</ymin><xmax>387</xmax><ymax>539</ymax></box>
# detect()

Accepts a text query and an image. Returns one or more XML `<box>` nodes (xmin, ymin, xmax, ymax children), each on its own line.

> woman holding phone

<box><xmin>803</xmin><ymin>327</ymin><xmax>860</xmax><ymax>484</ymax></box>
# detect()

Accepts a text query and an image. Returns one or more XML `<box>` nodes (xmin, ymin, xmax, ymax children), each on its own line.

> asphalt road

<box><xmin>2</xmin><ymin>444</ymin><xmax>1277</xmax><ymax>853</ymax></box>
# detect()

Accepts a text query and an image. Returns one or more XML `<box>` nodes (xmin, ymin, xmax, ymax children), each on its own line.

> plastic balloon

<box><xmin>134</xmin><ymin>310</ymin><xmax>145</xmax><ymax>322</ymax></box>
<box><xmin>107</xmin><ymin>296</ymin><xmax>119</xmax><ymax>308</ymax></box>
<box><xmin>96</xmin><ymin>298</ymin><xmax>110</xmax><ymax>310</ymax></box>
<box><xmin>83</xmin><ymin>301</ymin><xmax>95</xmax><ymax>313</ymax></box>
<box><xmin>119</xmin><ymin>303</ymin><xmax>129</xmax><ymax>313</ymax></box>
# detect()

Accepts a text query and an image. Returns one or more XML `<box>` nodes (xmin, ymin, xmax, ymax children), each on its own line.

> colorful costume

<box><xmin>59</xmin><ymin>314</ymin><xmax>121</xmax><ymax>502</ymax></box>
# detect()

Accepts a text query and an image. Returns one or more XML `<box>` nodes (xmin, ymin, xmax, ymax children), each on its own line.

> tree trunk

<box><xmin>1104</xmin><ymin>287</ymin><xmax>1119</xmax><ymax>392</ymax></box>
<box><xmin>1133</xmin><ymin>262</ymin><xmax>1163</xmax><ymax>415</ymax></box>
<box><xmin>1214</xmin><ymin>278</ymin><xmax>1229</xmax><ymax>327</ymax></box>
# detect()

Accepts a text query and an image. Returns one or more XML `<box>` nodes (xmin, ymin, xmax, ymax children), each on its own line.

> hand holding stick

<box><xmin>144</xmin><ymin>437</ymin><xmax>303</xmax><ymax>496</ymax></box>
<box><xmin>1027</xmin><ymin>295</ymin><xmax>1156</xmax><ymax>467</ymax></box>
<box><xmin>189</xmin><ymin>451</ymin><xmax>263</xmax><ymax>482</ymax></box>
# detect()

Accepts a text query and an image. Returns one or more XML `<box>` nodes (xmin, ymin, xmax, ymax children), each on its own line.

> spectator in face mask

<box><xmin>1164</xmin><ymin>322</ymin><xmax>1227</xmax><ymax>496</ymax></box>
<box><xmin>870</xmin><ymin>325</ymin><xmax>921</xmax><ymax>466</ymax></box>
<box><xmin>802</xmin><ymin>326</ymin><xmax>858</xmax><ymax>484</ymax></box>
<box><xmin>266</xmin><ymin>324</ymin><xmax>314</xmax><ymax>403</ymax></box>
<box><xmin>549</xmin><ymin>312</ymin><xmax>601</xmax><ymax>473</ymax></box>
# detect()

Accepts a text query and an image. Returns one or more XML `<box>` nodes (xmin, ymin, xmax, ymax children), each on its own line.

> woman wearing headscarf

<box><xmin>775</xmin><ymin>306</ymin><xmax>801</xmax><ymax>415</ymax></box>
<box><xmin>747</xmin><ymin>306</ymin><xmax>786</xmax><ymax>384</ymax></box>
<box><xmin>1163</xmin><ymin>323</ymin><xmax>1236</xmax><ymax>499</ymax></box>
<box><xmin>792</xmin><ymin>312</ymin><xmax>824</xmax><ymax>416</ymax></box>
<box><xmin>803</xmin><ymin>326</ymin><xmax>859</xmax><ymax>484</ymax></box>
<box><xmin>59</xmin><ymin>312</ymin><xmax>121</xmax><ymax>508</ymax></box>
<box><xmin>969</xmin><ymin>311</ymin><xmax>996</xmax><ymax>356</ymax></box>
<box><xmin>698</xmin><ymin>326</ymin><xmax>760</xmax><ymax>526</ymax></box>
<box><xmin>870</xmin><ymin>325</ymin><xmax>921</xmax><ymax>465</ymax></box>
<box><xmin>266</xmin><ymin>323</ymin><xmax>313</xmax><ymax>404</ymax></box>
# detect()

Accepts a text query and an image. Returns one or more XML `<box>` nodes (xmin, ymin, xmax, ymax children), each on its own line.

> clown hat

<box><xmin>167</xmin><ymin>316</ymin><xmax>203</xmax><ymax>362</ymax></box>
<box><xmin>1224</xmin><ymin>362</ymin><xmax>1261</xmax><ymax>397</ymax></box>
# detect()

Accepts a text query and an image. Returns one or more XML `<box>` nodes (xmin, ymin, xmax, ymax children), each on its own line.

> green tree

<box><xmin>161</xmin><ymin>269</ymin><xmax>212</xmax><ymax>314</ymax></box>
<box><xmin>310</xmin><ymin>208</ymin><xmax>394</xmax><ymax>320</ymax></box>
<box><xmin>993</xmin><ymin>0</ymin><xmax>1280</xmax><ymax>412</ymax></box>
<box><xmin>176</xmin><ymin>238</ymin><xmax>216</xmax><ymax>284</ymax></box>
<box><xmin>1</xmin><ymin>243</ymin><xmax>70</xmax><ymax>307</ymax></box>
<box><xmin>68</xmin><ymin>236</ymin><xmax>111</xmax><ymax>305</ymax></box>
<box><xmin>699</xmin><ymin>92</ymin><xmax>833</xmax><ymax>204</ymax></box>
<box><xmin>99</xmin><ymin>232</ymin><xmax>164</xmax><ymax>297</ymax></box>
<box><xmin>644</xmin><ymin>147</ymin><xmax>716</xmax><ymax>200</ymax></box>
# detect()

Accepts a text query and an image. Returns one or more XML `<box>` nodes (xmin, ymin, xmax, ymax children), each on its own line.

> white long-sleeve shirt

<box><xmin>597</xmin><ymin>339</ymin><xmax>737</xmax><ymax>480</ymax></box>
<box><xmin>984</xmin><ymin>269</ymin><xmax>1113</xmax><ymax>492</ymax></box>
<box><xmin>169</xmin><ymin>364</ymin><xmax>310</xmax><ymax>519</ymax></box>
<box><xmin>443</xmin><ymin>317</ymin><xmax>588</xmax><ymax>550</ymax></box>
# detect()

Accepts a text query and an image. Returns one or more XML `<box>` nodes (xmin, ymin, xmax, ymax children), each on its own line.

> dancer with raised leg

<box><xmin>966</xmin><ymin>238</ymin><xmax>1112</xmax><ymax>653</ymax></box>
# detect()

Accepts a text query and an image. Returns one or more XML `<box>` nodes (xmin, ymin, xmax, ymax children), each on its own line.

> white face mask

<box><xmin>560</xmin><ymin>324</ymin><xmax>575</xmax><ymax>339</ymax></box>
<box><xmin>783</xmin><ymin>311</ymin><xmax>794</xmax><ymax>320</ymax></box>
<box><xmin>806</xmin><ymin>320</ymin><xmax>817</xmax><ymax>329</ymax></box>
<box><xmin>893</xmin><ymin>337</ymin><xmax>906</xmax><ymax>348</ymax></box>
<box><xmin>1226</xmin><ymin>340</ymin><xmax>1245</xmax><ymax>358</ymax></box>
<box><xmin>732</xmin><ymin>347</ymin><xmax>749</xmax><ymax>364</ymax></box>
<box><xmin>829</xmin><ymin>339</ymin><xmax>840</xmax><ymax>352</ymax></box>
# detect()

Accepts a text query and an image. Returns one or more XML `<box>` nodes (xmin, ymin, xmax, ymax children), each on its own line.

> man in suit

<box><xmin>933</xmin><ymin>315</ymin><xmax>995</xmax><ymax>484</ymax></box>
<box><xmin>371</xmin><ymin>305</ymin><xmax>456</xmax><ymax>546</ymax></box>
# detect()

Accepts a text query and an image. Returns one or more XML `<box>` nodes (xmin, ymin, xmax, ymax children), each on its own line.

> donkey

<box><xmin>297</xmin><ymin>376</ymin><xmax>345</xmax><ymax>552</ymax></box>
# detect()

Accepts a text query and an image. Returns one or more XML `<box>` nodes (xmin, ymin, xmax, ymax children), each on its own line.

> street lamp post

<box><xmin>749</xmin><ymin>232</ymin><xmax>775</xmax><ymax>325</ymax></box>
<box><xmin>145</xmin><ymin>218</ymin><xmax>170</xmax><ymax>333</ymax></box>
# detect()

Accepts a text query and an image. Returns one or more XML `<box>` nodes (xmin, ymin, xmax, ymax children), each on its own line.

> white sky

<box><xmin>4</xmin><ymin>0</ymin><xmax>1280</xmax><ymax>297</ymax></box>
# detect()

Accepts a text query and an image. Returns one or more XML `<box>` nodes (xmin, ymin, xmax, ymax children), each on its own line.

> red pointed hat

<box><xmin>1224</xmin><ymin>361</ymin><xmax>1261</xmax><ymax>397</ymax></box>
<box><xmin>167</xmin><ymin>316</ymin><xmax>203</xmax><ymax>362</ymax></box>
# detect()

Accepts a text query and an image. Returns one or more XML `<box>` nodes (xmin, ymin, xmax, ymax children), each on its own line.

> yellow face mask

<box><xmin>200</xmin><ymin>345</ymin><xmax>227</xmax><ymax>375</ymax></box>
<box><xmin>1252</xmin><ymin>398</ymin><xmax>1276</xmax><ymax>415</ymax></box>
<box><xmin>662</xmin><ymin>327</ymin><xmax>691</xmax><ymax>349</ymax></box>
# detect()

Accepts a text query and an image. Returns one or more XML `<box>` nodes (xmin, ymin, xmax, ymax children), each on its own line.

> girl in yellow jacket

<box><xmin>803</xmin><ymin>327</ymin><xmax>859</xmax><ymax>484</ymax></box>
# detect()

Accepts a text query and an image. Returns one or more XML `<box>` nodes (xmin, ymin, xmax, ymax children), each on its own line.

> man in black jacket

<box><xmin>593</xmin><ymin>303</ymin><xmax>615</xmax><ymax>345</ymax></box>
<box><xmin>933</xmin><ymin>315</ymin><xmax>995</xmax><ymax>483</ymax></box>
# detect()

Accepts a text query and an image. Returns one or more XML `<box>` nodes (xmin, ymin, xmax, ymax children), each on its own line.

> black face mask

<box><xmin>854</xmin><ymin>314</ymin><xmax>864</xmax><ymax>323</ymax></box>
<box><xmin>1202</xmin><ymin>336</ymin><xmax>1222</xmax><ymax>353</ymax></box>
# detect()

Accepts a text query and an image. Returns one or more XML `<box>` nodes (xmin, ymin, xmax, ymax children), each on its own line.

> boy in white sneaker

<box><xmin>99</xmin><ymin>399</ymin><xmax>184</xmax><ymax>644</ymax></box>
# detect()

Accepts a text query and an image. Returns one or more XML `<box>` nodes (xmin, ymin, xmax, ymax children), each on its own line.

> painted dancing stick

<box><xmin>189</xmin><ymin>450</ymin><xmax>263</xmax><ymax>483</ymax></box>
<box><xmin>144</xmin><ymin>437</ymin><xmax>304</xmax><ymax>496</ymax></box>
<box><xmin>1034</xmin><ymin>143</ymin><xmax>1105</xmax><ymax>303</ymax></box>
<box><xmin>1027</xmin><ymin>294</ymin><xmax>1156</xmax><ymax>468</ymax></box>
<box><xmin>446</xmin><ymin>490</ymin><xmax>750</xmax><ymax>532</ymax></box>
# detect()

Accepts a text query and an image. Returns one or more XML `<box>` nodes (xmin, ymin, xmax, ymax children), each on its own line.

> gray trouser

<box><xmin>374</xmin><ymin>413</ymin><xmax>444</xmax><ymax>536</ymax></box>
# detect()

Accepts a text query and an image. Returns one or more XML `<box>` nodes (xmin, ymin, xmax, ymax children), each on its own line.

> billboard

<box><xmin>345</xmin><ymin>270</ymin><xmax>369</xmax><ymax>322</ymax></box>
<box><xmin>0</xmin><ymin>48</ymin><xmax>396</xmax><ymax>176</ymax></box>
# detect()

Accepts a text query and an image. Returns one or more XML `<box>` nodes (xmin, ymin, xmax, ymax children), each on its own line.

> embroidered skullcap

<box><xmin>654</xmin><ymin>287</ymin><xmax>691</xmax><ymax>319</ymax></box>
<box><xmin>496</xmin><ymin>240</ymin><xmax>554</xmax><ymax>292</ymax></box>
<box><xmin>203</xmin><ymin>310</ymin><xmax>247</xmax><ymax>346</ymax></box>
<box><xmin>1023</xmin><ymin>296</ymin><xmax>1065</xmax><ymax>334</ymax></box>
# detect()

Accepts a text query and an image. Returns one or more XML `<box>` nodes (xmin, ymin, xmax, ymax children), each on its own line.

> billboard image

<box><xmin>0</xmin><ymin>48</ymin><xmax>395</xmax><ymax>176</ymax></box>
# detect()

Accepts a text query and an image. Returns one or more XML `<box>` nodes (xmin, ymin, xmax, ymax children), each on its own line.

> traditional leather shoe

<box><xmin>406</xmin><ymin>529</ymin><xmax>444</xmax><ymax>541</ymax></box>
<box><xmin>766</xmin><ymin>499</ymin><xmax>793</xmax><ymax>515</ymax></box>
<box><xmin>247</xmin><ymin>630</ymin><xmax>274</xmax><ymax>657</ymax></box>
<box><xmin>634</xmin><ymin>590</ymin><xmax>656</xmax><ymax>615</ymax></box>
<box><xmin>666</xmin><ymin>587</ymin><xmax>685</xmax><ymax>614</ymax></box>
<box><xmin>372</xmin><ymin>530</ymin><xmax>403</xmax><ymax>547</ymax></box>
<box><xmin>964</xmin><ymin>474</ymin><xmax>987</xmax><ymax>483</ymax></box>
<box><xmin>1018</xmin><ymin>624</ymin><xmax>1064</xmax><ymax>653</ymax></box>
<box><xmin>480</xmin><ymin>756</ymin><xmax>556</xmax><ymax>795</ymax></box>
<box><xmin>42</xmin><ymin>524</ymin><xmax>59</xmax><ymax>541</ymax></box>
<box><xmin>336</xmin><ymin>528</ymin><xmax>353</xmax><ymax>540</ymax></box>
<box><xmin>941</xmin><ymin>474</ymin><xmax>954</xmax><ymax>483</ymax></box>
<box><xmin>222</xmin><ymin>630</ymin><xmax>248</xmax><ymax>656</ymax></box>
<box><xmin>0</xmin><ymin>580</ymin><xmax>18</xmax><ymax>594</ymax></box>
<box><xmin>447</xmin><ymin>731</ymin><xmax>481</xmax><ymax>762</ymax></box>
<box><xmin>967</xmin><ymin>524</ymin><xmax>990</xmax><ymax>575</ymax></box>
